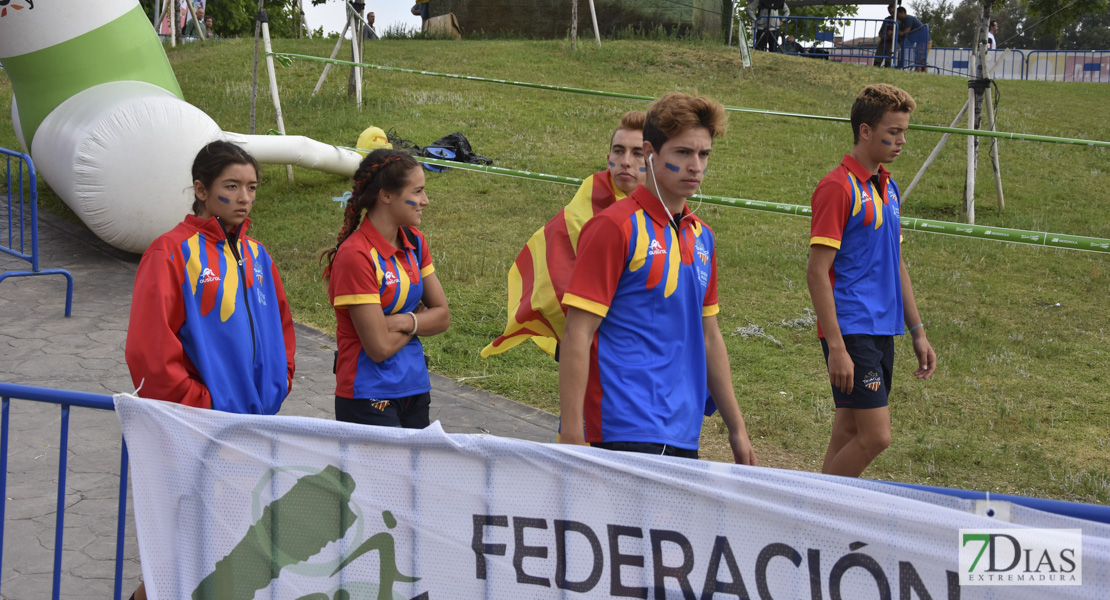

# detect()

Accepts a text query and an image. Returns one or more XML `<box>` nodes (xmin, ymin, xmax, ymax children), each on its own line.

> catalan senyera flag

<box><xmin>481</xmin><ymin>170</ymin><xmax>625</xmax><ymax>358</ymax></box>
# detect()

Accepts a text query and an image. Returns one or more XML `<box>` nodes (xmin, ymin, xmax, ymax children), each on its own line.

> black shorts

<box><xmin>335</xmin><ymin>392</ymin><xmax>431</xmax><ymax>429</ymax></box>
<box><xmin>591</xmin><ymin>441</ymin><xmax>699</xmax><ymax>460</ymax></box>
<box><xmin>820</xmin><ymin>335</ymin><xmax>894</xmax><ymax>409</ymax></box>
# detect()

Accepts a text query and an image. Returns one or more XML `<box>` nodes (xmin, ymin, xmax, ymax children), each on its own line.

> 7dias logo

<box><xmin>959</xmin><ymin>529</ymin><xmax>1081</xmax><ymax>586</ymax></box>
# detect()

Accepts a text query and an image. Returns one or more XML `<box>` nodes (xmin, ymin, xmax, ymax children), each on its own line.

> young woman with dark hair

<box><xmin>123</xmin><ymin>141</ymin><xmax>296</xmax><ymax>600</ymax></box>
<box><xmin>322</xmin><ymin>149</ymin><xmax>449</xmax><ymax>428</ymax></box>
<box><xmin>126</xmin><ymin>140</ymin><xmax>296</xmax><ymax>414</ymax></box>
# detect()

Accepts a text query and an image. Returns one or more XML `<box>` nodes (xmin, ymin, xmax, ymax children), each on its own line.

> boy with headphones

<box><xmin>558</xmin><ymin>93</ymin><xmax>757</xmax><ymax>465</ymax></box>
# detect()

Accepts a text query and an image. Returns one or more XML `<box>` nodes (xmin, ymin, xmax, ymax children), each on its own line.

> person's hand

<box><xmin>912</xmin><ymin>334</ymin><xmax>937</xmax><ymax>379</ymax></box>
<box><xmin>827</xmin><ymin>346</ymin><xmax>855</xmax><ymax>394</ymax></box>
<box><xmin>728</xmin><ymin>429</ymin><xmax>758</xmax><ymax>466</ymax></box>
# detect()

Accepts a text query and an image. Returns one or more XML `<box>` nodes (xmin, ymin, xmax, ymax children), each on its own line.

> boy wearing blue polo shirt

<box><xmin>558</xmin><ymin>93</ymin><xmax>758</xmax><ymax>465</ymax></box>
<box><xmin>807</xmin><ymin>84</ymin><xmax>937</xmax><ymax>477</ymax></box>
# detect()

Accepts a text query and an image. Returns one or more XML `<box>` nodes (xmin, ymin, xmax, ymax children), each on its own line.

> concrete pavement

<box><xmin>0</xmin><ymin>211</ymin><xmax>557</xmax><ymax>599</ymax></box>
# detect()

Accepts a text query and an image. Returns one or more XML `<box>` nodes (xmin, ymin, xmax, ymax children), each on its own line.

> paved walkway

<box><xmin>0</xmin><ymin>212</ymin><xmax>557</xmax><ymax>599</ymax></box>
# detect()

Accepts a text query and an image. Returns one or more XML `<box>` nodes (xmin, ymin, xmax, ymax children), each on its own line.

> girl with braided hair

<box><xmin>322</xmin><ymin>149</ymin><xmax>450</xmax><ymax>428</ymax></box>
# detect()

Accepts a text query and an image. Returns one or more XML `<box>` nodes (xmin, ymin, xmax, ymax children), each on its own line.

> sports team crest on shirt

<box><xmin>695</xmin><ymin>241</ymin><xmax>709</xmax><ymax>265</ymax></box>
<box><xmin>254</xmin><ymin>266</ymin><xmax>265</xmax><ymax>286</ymax></box>
<box><xmin>201</xmin><ymin>267</ymin><xmax>220</xmax><ymax>284</ymax></box>
<box><xmin>863</xmin><ymin>371</ymin><xmax>882</xmax><ymax>392</ymax></box>
<box><xmin>384</xmin><ymin>271</ymin><xmax>399</xmax><ymax>286</ymax></box>
<box><xmin>648</xmin><ymin>239</ymin><xmax>667</xmax><ymax>256</ymax></box>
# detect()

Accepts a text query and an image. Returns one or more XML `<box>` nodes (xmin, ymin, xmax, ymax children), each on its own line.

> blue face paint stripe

<box><xmin>639</xmin><ymin>167</ymin><xmax>647</xmax><ymax>172</ymax></box>
<box><xmin>218</xmin><ymin>196</ymin><xmax>232</xmax><ymax>204</ymax></box>
<box><xmin>663</xmin><ymin>162</ymin><xmax>681</xmax><ymax>173</ymax></box>
<box><xmin>608</xmin><ymin>161</ymin><xmax>616</xmax><ymax>168</ymax></box>
<box><xmin>880</xmin><ymin>139</ymin><xmax>893</xmax><ymax>146</ymax></box>
<box><xmin>404</xmin><ymin>200</ymin><xmax>419</xmax><ymax>206</ymax></box>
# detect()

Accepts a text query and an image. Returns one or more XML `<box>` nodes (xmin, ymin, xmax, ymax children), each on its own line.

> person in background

<box><xmin>806</xmin><ymin>84</ymin><xmax>936</xmax><ymax>478</ymax></box>
<box><xmin>873</xmin><ymin>3</ymin><xmax>896</xmax><ymax>67</ymax></box>
<box><xmin>896</xmin><ymin>6</ymin><xmax>930</xmax><ymax>72</ymax></box>
<box><xmin>482</xmin><ymin>111</ymin><xmax>647</xmax><ymax>360</ymax></box>
<box><xmin>747</xmin><ymin>0</ymin><xmax>790</xmax><ymax>52</ymax></box>
<box><xmin>364</xmin><ymin>11</ymin><xmax>378</xmax><ymax>40</ymax></box>
<box><xmin>183</xmin><ymin>6</ymin><xmax>206</xmax><ymax>38</ymax></box>
<box><xmin>204</xmin><ymin>14</ymin><xmax>216</xmax><ymax>38</ymax></box>
<box><xmin>986</xmin><ymin>20</ymin><xmax>998</xmax><ymax>49</ymax></box>
<box><xmin>413</xmin><ymin>0</ymin><xmax>431</xmax><ymax>31</ymax></box>
<box><xmin>783</xmin><ymin>34</ymin><xmax>806</xmax><ymax>54</ymax></box>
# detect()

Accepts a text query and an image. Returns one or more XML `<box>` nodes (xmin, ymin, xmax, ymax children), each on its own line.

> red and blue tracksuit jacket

<box><xmin>126</xmin><ymin>214</ymin><xmax>296</xmax><ymax>414</ymax></box>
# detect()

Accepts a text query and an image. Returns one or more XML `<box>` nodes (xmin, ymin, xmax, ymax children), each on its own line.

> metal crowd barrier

<box><xmin>0</xmin><ymin>383</ymin><xmax>128</xmax><ymax>600</ymax></box>
<box><xmin>929</xmin><ymin>47</ymin><xmax>1027</xmax><ymax>79</ymax></box>
<box><xmin>757</xmin><ymin>16</ymin><xmax>1108</xmax><ymax>83</ymax></box>
<box><xmin>1026</xmin><ymin>50</ymin><xmax>1110</xmax><ymax>82</ymax></box>
<box><xmin>0</xmin><ymin>148</ymin><xmax>74</xmax><ymax>316</ymax></box>
<box><xmin>763</xmin><ymin>15</ymin><xmax>897</xmax><ymax>64</ymax></box>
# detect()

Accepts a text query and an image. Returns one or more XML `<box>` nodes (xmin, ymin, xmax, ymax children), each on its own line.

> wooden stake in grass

<box><xmin>260</xmin><ymin>12</ymin><xmax>294</xmax><ymax>182</ymax></box>
<box><xmin>250</xmin><ymin>0</ymin><xmax>264</xmax><ymax>135</ymax></box>
<box><xmin>571</xmin><ymin>0</ymin><xmax>578</xmax><ymax>51</ymax></box>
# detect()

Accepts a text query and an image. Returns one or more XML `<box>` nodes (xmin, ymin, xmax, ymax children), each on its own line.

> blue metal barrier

<box><xmin>1026</xmin><ymin>50</ymin><xmax>1110</xmax><ymax>82</ymax></box>
<box><xmin>884</xmin><ymin>480</ymin><xmax>1110</xmax><ymax>525</ymax></box>
<box><xmin>0</xmin><ymin>148</ymin><xmax>74</xmax><ymax>316</ymax></box>
<box><xmin>769</xmin><ymin>15</ymin><xmax>897</xmax><ymax>65</ymax></box>
<box><xmin>0</xmin><ymin>383</ymin><xmax>127</xmax><ymax>600</ymax></box>
<box><xmin>899</xmin><ymin>23</ymin><xmax>931</xmax><ymax>71</ymax></box>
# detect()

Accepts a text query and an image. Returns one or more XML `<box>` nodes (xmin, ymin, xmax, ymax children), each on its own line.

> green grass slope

<box><xmin>2</xmin><ymin>37</ymin><xmax>1107</xmax><ymax>502</ymax></box>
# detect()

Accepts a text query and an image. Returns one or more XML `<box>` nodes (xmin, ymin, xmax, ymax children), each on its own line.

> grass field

<box><xmin>2</xmin><ymin>36</ymin><xmax>1108</xmax><ymax>503</ymax></box>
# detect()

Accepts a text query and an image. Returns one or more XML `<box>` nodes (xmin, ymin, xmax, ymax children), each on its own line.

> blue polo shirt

<box><xmin>810</xmin><ymin>154</ymin><xmax>904</xmax><ymax>337</ymax></box>
<box><xmin>329</xmin><ymin>220</ymin><xmax>435</xmax><ymax>399</ymax></box>
<box><xmin>563</xmin><ymin>185</ymin><xmax>719</xmax><ymax>450</ymax></box>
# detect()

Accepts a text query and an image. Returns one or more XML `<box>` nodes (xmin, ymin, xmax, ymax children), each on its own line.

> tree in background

<box><xmin>138</xmin><ymin>0</ymin><xmax>303</xmax><ymax>37</ymax></box>
<box><xmin>910</xmin><ymin>0</ymin><xmax>1109</xmax><ymax>49</ymax></box>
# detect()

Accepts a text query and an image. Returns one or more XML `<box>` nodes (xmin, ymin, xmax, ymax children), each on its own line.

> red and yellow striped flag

<box><xmin>481</xmin><ymin>171</ymin><xmax>625</xmax><ymax>357</ymax></box>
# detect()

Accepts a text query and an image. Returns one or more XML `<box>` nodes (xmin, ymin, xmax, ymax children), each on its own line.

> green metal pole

<box><xmin>406</xmin><ymin>155</ymin><xmax>1110</xmax><ymax>254</ymax></box>
<box><xmin>279</xmin><ymin>52</ymin><xmax>1110</xmax><ymax>148</ymax></box>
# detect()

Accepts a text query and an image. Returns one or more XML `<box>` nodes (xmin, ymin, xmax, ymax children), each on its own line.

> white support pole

<box><xmin>312</xmin><ymin>21</ymin><xmax>350</xmax><ymax>97</ymax></box>
<box><xmin>261</xmin><ymin>19</ymin><xmax>295</xmax><ymax>182</ymax></box>
<box><xmin>984</xmin><ymin>87</ymin><xmax>1004</xmax><ymax>212</ymax></box>
<box><xmin>298</xmin><ymin>0</ymin><xmax>308</xmax><ymax>38</ymax></box>
<box><xmin>902</xmin><ymin>100</ymin><xmax>969</xmax><ymax>201</ymax></box>
<box><xmin>587</xmin><ymin>0</ymin><xmax>602</xmax><ymax>46</ymax></box>
<box><xmin>349</xmin><ymin>7</ymin><xmax>363</xmax><ymax>108</ymax></box>
<box><xmin>169</xmin><ymin>0</ymin><xmax>177</xmax><ymax>47</ymax></box>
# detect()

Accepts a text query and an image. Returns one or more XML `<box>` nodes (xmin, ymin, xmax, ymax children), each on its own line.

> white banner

<box><xmin>115</xmin><ymin>395</ymin><xmax>1110</xmax><ymax>600</ymax></box>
